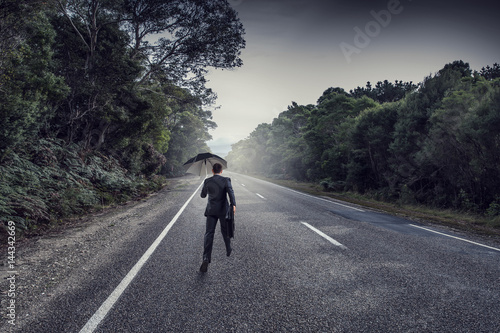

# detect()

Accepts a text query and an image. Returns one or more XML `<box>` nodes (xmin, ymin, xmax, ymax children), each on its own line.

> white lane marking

<box><xmin>241</xmin><ymin>183</ymin><xmax>246</xmax><ymax>187</ymax></box>
<box><xmin>301</xmin><ymin>222</ymin><xmax>348</xmax><ymax>250</ymax></box>
<box><xmin>229</xmin><ymin>172</ymin><xmax>364</xmax><ymax>212</ymax></box>
<box><xmin>79</xmin><ymin>181</ymin><xmax>204</xmax><ymax>333</ymax></box>
<box><xmin>409</xmin><ymin>224</ymin><xmax>500</xmax><ymax>252</ymax></box>
<box><xmin>256</xmin><ymin>193</ymin><xmax>265</xmax><ymax>199</ymax></box>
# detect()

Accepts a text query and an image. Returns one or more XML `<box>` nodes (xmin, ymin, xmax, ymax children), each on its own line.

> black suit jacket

<box><xmin>201</xmin><ymin>175</ymin><xmax>236</xmax><ymax>217</ymax></box>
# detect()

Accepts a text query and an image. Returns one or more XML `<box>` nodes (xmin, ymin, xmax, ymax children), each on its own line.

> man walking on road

<box><xmin>200</xmin><ymin>163</ymin><xmax>236</xmax><ymax>272</ymax></box>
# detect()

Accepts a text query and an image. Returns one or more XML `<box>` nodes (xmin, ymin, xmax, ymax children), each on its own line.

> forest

<box><xmin>2</xmin><ymin>1</ymin><xmax>499</xmax><ymax>233</ymax></box>
<box><xmin>0</xmin><ymin>0</ymin><xmax>245</xmax><ymax>230</ymax></box>
<box><xmin>226</xmin><ymin>61</ymin><xmax>500</xmax><ymax>218</ymax></box>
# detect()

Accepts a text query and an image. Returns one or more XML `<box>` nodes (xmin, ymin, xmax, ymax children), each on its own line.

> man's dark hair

<box><xmin>212</xmin><ymin>163</ymin><xmax>223</xmax><ymax>174</ymax></box>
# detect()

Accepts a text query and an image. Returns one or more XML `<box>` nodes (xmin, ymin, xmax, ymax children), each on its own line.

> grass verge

<box><xmin>256</xmin><ymin>176</ymin><xmax>500</xmax><ymax>238</ymax></box>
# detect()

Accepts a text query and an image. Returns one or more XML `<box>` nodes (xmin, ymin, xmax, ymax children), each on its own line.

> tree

<box><xmin>347</xmin><ymin>103</ymin><xmax>399</xmax><ymax>194</ymax></box>
<box><xmin>226</xmin><ymin>102</ymin><xmax>314</xmax><ymax>178</ymax></box>
<box><xmin>0</xmin><ymin>0</ymin><xmax>246</xmax><ymax>229</ymax></box>
<box><xmin>225</xmin><ymin>60</ymin><xmax>500</xmax><ymax>215</ymax></box>
<box><xmin>51</xmin><ymin>0</ymin><xmax>142</xmax><ymax>148</ymax></box>
<box><xmin>304</xmin><ymin>91</ymin><xmax>376</xmax><ymax>182</ymax></box>
<box><xmin>265</xmin><ymin>103</ymin><xmax>311</xmax><ymax>179</ymax></box>
<box><xmin>388</xmin><ymin>61</ymin><xmax>472</xmax><ymax>201</ymax></box>
<box><xmin>52</xmin><ymin>0</ymin><xmax>245</xmax><ymax>150</ymax></box>
<box><xmin>121</xmin><ymin>0</ymin><xmax>245</xmax><ymax>99</ymax></box>
<box><xmin>479</xmin><ymin>63</ymin><xmax>500</xmax><ymax>80</ymax></box>
<box><xmin>0</xmin><ymin>3</ymin><xmax>68</xmax><ymax>154</ymax></box>
<box><xmin>161</xmin><ymin>85</ymin><xmax>216</xmax><ymax>176</ymax></box>
<box><xmin>419</xmin><ymin>77</ymin><xmax>500</xmax><ymax>209</ymax></box>
<box><xmin>226</xmin><ymin>123</ymin><xmax>272</xmax><ymax>175</ymax></box>
<box><xmin>350</xmin><ymin>80</ymin><xmax>417</xmax><ymax>103</ymax></box>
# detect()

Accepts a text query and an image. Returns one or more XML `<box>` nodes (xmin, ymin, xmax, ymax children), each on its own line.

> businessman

<box><xmin>200</xmin><ymin>163</ymin><xmax>236</xmax><ymax>273</ymax></box>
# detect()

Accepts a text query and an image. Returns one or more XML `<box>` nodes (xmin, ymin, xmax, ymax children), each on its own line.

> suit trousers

<box><xmin>203</xmin><ymin>215</ymin><xmax>231</xmax><ymax>263</ymax></box>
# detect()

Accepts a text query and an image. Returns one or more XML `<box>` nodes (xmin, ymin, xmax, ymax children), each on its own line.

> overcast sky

<box><xmin>205</xmin><ymin>0</ymin><xmax>500</xmax><ymax>156</ymax></box>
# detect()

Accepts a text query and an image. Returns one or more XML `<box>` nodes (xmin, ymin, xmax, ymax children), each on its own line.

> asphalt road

<box><xmin>17</xmin><ymin>173</ymin><xmax>500</xmax><ymax>332</ymax></box>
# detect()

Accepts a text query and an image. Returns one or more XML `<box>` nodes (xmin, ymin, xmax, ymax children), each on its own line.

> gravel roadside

<box><xmin>0</xmin><ymin>175</ymin><xmax>200</xmax><ymax>332</ymax></box>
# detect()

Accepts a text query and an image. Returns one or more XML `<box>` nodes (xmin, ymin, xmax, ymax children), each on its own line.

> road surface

<box><xmin>8</xmin><ymin>173</ymin><xmax>500</xmax><ymax>332</ymax></box>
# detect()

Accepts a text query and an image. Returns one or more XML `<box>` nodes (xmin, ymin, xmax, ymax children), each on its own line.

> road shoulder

<box><xmin>0</xmin><ymin>176</ymin><xmax>200</xmax><ymax>332</ymax></box>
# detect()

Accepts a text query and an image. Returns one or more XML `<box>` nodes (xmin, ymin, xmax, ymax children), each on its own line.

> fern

<box><xmin>1</xmin><ymin>137</ymin><xmax>166</xmax><ymax>236</ymax></box>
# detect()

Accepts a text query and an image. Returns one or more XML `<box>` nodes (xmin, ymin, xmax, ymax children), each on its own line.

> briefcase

<box><xmin>225</xmin><ymin>204</ymin><xmax>235</xmax><ymax>238</ymax></box>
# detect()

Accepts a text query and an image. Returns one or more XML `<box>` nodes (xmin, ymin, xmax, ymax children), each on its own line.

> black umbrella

<box><xmin>183</xmin><ymin>152</ymin><xmax>227</xmax><ymax>176</ymax></box>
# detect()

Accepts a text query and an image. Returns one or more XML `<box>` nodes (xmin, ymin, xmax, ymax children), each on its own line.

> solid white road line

<box><xmin>256</xmin><ymin>193</ymin><xmax>265</xmax><ymax>199</ymax></box>
<box><xmin>289</xmin><ymin>187</ymin><xmax>364</xmax><ymax>212</ymax></box>
<box><xmin>409</xmin><ymin>224</ymin><xmax>500</xmax><ymax>252</ymax></box>
<box><xmin>301</xmin><ymin>222</ymin><xmax>348</xmax><ymax>250</ymax></box>
<box><xmin>79</xmin><ymin>181</ymin><xmax>204</xmax><ymax>333</ymax></box>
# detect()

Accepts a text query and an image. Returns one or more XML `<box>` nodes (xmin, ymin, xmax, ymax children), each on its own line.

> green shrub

<box><xmin>320</xmin><ymin>178</ymin><xmax>346</xmax><ymax>192</ymax></box>
<box><xmin>1</xmin><ymin>138</ymin><xmax>166</xmax><ymax>234</ymax></box>
<box><xmin>487</xmin><ymin>197</ymin><xmax>500</xmax><ymax>217</ymax></box>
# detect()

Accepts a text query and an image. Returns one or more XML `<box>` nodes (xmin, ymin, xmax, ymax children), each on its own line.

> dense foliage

<box><xmin>227</xmin><ymin>61</ymin><xmax>500</xmax><ymax>216</ymax></box>
<box><xmin>0</xmin><ymin>0</ymin><xmax>245</xmax><ymax>230</ymax></box>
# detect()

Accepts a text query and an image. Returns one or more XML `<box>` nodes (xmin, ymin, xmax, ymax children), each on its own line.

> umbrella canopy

<box><xmin>183</xmin><ymin>152</ymin><xmax>227</xmax><ymax>176</ymax></box>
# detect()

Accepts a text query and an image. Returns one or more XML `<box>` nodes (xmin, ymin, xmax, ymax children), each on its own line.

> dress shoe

<box><xmin>226</xmin><ymin>247</ymin><xmax>232</xmax><ymax>257</ymax></box>
<box><xmin>200</xmin><ymin>261</ymin><xmax>209</xmax><ymax>273</ymax></box>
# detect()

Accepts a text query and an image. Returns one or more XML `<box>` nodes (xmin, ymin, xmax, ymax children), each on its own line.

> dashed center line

<box><xmin>301</xmin><ymin>222</ymin><xmax>348</xmax><ymax>250</ymax></box>
<box><xmin>256</xmin><ymin>193</ymin><xmax>265</xmax><ymax>199</ymax></box>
